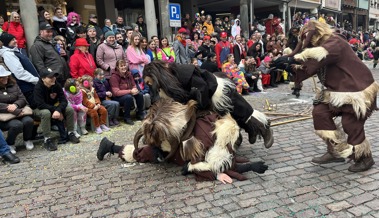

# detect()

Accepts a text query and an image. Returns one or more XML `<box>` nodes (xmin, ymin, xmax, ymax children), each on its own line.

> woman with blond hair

<box><xmin>126</xmin><ymin>33</ymin><xmax>149</xmax><ymax>75</ymax></box>
<box><xmin>2</xmin><ymin>12</ymin><xmax>26</xmax><ymax>54</ymax></box>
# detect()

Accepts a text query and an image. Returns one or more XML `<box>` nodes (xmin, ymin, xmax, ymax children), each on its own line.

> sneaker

<box><xmin>80</xmin><ymin>127</ymin><xmax>88</xmax><ymax>135</ymax></box>
<box><xmin>44</xmin><ymin>138</ymin><xmax>57</xmax><ymax>151</ymax></box>
<box><xmin>124</xmin><ymin>118</ymin><xmax>134</xmax><ymax>125</ymax></box>
<box><xmin>100</xmin><ymin>125</ymin><xmax>110</xmax><ymax>131</ymax></box>
<box><xmin>68</xmin><ymin>132</ymin><xmax>80</xmax><ymax>144</ymax></box>
<box><xmin>9</xmin><ymin>145</ymin><xmax>16</xmax><ymax>154</ymax></box>
<box><xmin>74</xmin><ymin>131</ymin><xmax>81</xmax><ymax>138</ymax></box>
<box><xmin>109</xmin><ymin>120</ymin><xmax>115</xmax><ymax>127</ymax></box>
<box><xmin>96</xmin><ymin>127</ymin><xmax>103</xmax><ymax>134</ymax></box>
<box><xmin>113</xmin><ymin>119</ymin><xmax>120</xmax><ymax>126</ymax></box>
<box><xmin>25</xmin><ymin>140</ymin><xmax>34</xmax><ymax>150</ymax></box>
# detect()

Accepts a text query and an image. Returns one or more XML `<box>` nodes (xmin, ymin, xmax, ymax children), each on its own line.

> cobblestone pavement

<box><xmin>1</xmin><ymin>64</ymin><xmax>379</xmax><ymax>218</ymax></box>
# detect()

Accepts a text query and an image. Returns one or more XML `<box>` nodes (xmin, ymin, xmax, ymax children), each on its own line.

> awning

<box><xmin>288</xmin><ymin>0</ymin><xmax>321</xmax><ymax>9</ymax></box>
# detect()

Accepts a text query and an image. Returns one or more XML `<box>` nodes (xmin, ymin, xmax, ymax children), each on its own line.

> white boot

<box><xmin>25</xmin><ymin>140</ymin><xmax>34</xmax><ymax>150</ymax></box>
<box><xmin>80</xmin><ymin>127</ymin><xmax>88</xmax><ymax>135</ymax></box>
<box><xmin>9</xmin><ymin>145</ymin><xmax>16</xmax><ymax>154</ymax></box>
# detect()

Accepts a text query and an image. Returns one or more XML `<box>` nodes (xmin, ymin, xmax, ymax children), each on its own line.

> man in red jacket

<box><xmin>215</xmin><ymin>32</ymin><xmax>232</xmax><ymax>69</ymax></box>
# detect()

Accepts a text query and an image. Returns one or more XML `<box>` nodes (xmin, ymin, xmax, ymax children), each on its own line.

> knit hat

<box><xmin>104</xmin><ymin>31</ymin><xmax>115</xmax><ymax>39</ymax></box>
<box><xmin>263</xmin><ymin>56</ymin><xmax>271</xmax><ymax>63</ymax></box>
<box><xmin>131</xmin><ymin>69</ymin><xmax>140</xmax><ymax>77</ymax></box>
<box><xmin>0</xmin><ymin>33</ymin><xmax>15</xmax><ymax>47</ymax></box>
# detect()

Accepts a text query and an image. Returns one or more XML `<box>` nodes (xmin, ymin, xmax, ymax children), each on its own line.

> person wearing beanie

<box><xmin>0</xmin><ymin>33</ymin><xmax>39</xmax><ymax>108</ymax></box>
<box><xmin>131</xmin><ymin>69</ymin><xmax>151</xmax><ymax>109</ymax></box>
<box><xmin>96</xmin><ymin>29</ymin><xmax>127</xmax><ymax>79</ymax></box>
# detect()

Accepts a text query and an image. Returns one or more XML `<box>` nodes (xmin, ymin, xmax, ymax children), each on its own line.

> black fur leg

<box><xmin>235</xmin><ymin>161</ymin><xmax>268</xmax><ymax>174</ymax></box>
<box><xmin>181</xmin><ymin>161</ymin><xmax>191</xmax><ymax>175</ymax></box>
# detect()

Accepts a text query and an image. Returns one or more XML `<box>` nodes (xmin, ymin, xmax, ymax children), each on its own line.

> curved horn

<box><xmin>133</xmin><ymin>128</ymin><xmax>144</xmax><ymax>151</ymax></box>
<box><xmin>164</xmin><ymin>138</ymin><xmax>180</xmax><ymax>161</ymax></box>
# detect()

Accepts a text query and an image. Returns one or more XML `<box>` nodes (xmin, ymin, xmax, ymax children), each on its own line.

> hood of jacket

<box><xmin>53</xmin><ymin>16</ymin><xmax>67</xmax><ymax>22</ymax></box>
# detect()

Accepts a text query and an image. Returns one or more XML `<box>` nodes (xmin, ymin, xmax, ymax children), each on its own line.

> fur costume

<box><xmin>113</xmin><ymin>99</ymin><xmax>268</xmax><ymax>182</ymax></box>
<box><xmin>289</xmin><ymin>21</ymin><xmax>377</xmax><ymax>171</ymax></box>
<box><xmin>142</xmin><ymin>61</ymin><xmax>274</xmax><ymax>148</ymax></box>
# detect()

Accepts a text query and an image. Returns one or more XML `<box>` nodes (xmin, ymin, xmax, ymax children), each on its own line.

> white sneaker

<box><xmin>74</xmin><ymin>131</ymin><xmax>81</xmax><ymax>138</ymax></box>
<box><xmin>9</xmin><ymin>145</ymin><xmax>16</xmax><ymax>154</ymax></box>
<box><xmin>80</xmin><ymin>127</ymin><xmax>88</xmax><ymax>135</ymax></box>
<box><xmin>25</xmin><ymin>140</ymin><xmax>34</xmax><ymax>150</ymax></box>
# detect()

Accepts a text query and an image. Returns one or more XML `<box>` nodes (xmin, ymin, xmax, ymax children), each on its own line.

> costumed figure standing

<box><xmin>273</xmin><ymin>20</ymin><xmax>378</xmax><ymax>172</ymax></box>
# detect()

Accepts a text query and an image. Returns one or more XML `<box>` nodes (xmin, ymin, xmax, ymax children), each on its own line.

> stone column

<box><xmin>95</xmin><ymin>0</ymin><xmax>116</xmax><ymax>27</ymax></box>
<box><xmin>144</xmin><ymin>0</ymin><xmax>158</xmax><ymax>39</ymax></box>
<box><xmin>19</xmin><ymin>0</ymin><xmax>38</xmax><ymax>53</ymax></box>
<box><xmin>250</xmin><ymin>0</ymin><xmax>254</xmax><ymax>26</ymax></box>
<box><xmin>158</xmin><ymin>0</ymin><xmax>172</xmax><ymax>42</ymax></box>
<box><xmin>287</xmin><ymin>5</ymin><xmax>292</xmax><ymax>30</ymax></box>
<box><xmin>240</xmin><ymin>0</ymin><xmax>249</xmax><ymax>38</ymax></box>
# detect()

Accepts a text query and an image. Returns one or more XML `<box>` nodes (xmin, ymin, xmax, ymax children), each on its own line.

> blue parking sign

<box><xmin>169</xmin><ymin>3</ymin><xmax>181</xmax><ymax>27</ymax></box>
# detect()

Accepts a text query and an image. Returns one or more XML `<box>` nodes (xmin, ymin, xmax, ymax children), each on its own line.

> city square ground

<box><xmin>1</xmin><ymin>63</ymin><xmax>379</xmax><ymax>217</ymax></box>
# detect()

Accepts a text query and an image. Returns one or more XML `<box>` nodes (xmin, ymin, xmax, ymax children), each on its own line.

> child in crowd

<box><xmin>63</xmin><ymin>78</ymin><xmax>88</xmax><ymax>137</ymax></box>
<box><xmin>93</xmin><ymin>68</ymin><xmax>120</xmax><ymax>126</ymax></box>
<box><xmin>79</xmin><ymin>75</ymin><xmax>110</xmax><ymax>134</ymax></box>
<box><xmin>131</xmin><ymin>69</ymin><xmax>151</xmax><ymax>110</ymax></box>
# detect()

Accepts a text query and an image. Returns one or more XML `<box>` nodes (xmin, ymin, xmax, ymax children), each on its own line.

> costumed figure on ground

<box><xmin>272</xmin><ymin>20</ymin><xmax>378</xmax><ymax>172</ymax></box>
<box><xmin>97</xmin><ymin>98</ymin><xmax>268</xmax><ymax>183</ymax></box>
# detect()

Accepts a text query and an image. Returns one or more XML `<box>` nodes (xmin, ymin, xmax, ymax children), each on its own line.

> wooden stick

<box><xmin>265</xmin><ymin>112</ymin><xmax>311</xmax><ymax>117</ymax></box>
<box><xmin>271</xmin><ymin>116</ymin><xmax>313</xmax><ymax>127</ymax></box>
<box><xmin>269</xmin><ymin>115</ymin><xmax>301</xmax><ymax>121</ymax></box>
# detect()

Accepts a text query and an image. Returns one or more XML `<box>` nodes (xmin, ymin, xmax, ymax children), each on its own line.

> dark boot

<box><xmin>235</xmin><ymin>161</ymin><xmax>268</xmax><ymax>174</ymax></box>
<box><xmin>2</xmin><ymin>152</ymin><xmax>20</xmax><ymax>164</ymax></box>
<box><xmin>293</xmin><ymin>89</ymin><xmax>300</xmax><ymax>98</ymax></box>
<box><xmin>97</xmin><ymin>137</ymin><xmax>115</xmax><ymax>160</ymax></box>
<box><xmin>245</xmin><ymin>116</ymin><xmax>274</xmax><ymax>148</ymax></box>
<box><xmin>348</xmin><ymin>154</ymin><xmax>375</xmax><ymax>172</ymax></box>
<box><xmin>311</xmin><ymin>152</ymin><xmax>345</xmax><ymax>164</ymax></box>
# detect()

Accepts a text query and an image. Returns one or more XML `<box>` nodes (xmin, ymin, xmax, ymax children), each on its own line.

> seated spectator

<box><xmin>0</xmin><ymin>66</ymin><xmax>34</xmax><ymax>154</ymax></box>
<box><xmin>69</xmin><ymin>38</ymin><xmax>96</xmax><ymax>78</ymax></box>
<box><xmin>131</xmin><ymin>69</ymin><xmax>151</xmax><ymax>110</ymax></box>
<box><xmin>247</xmin><ymin>42</ymin><xmax>263</xmax><ymax>67</ymax></box>
<box><xmin>79</xmin><ymin>75</ymin><xmax>110</xmax><ymax>134</ymax></box>
<box><xmin>0</xmin><ymin>33</ymin><xmax>39</xmax><ymax>108</ymax></box>
<box><xmin>34</xmin><ymin>69</ymin><xmax>80</xmax><ymax>151</ymax></box>
<box><xmin>198</xmin><ymin>35</ymin><xmax>213</xmax><ymax>59</ymax></box>
<box><xmin>2</xmin><ymin>12</ymin><xmax>26</xmax><ymax>54</ymax></box>
<box><xmin>110</xmin><ymin>60</ymin><xmax>145</xmax><ymax>125</ymax></box>
<box><xmin>63</xmin><ymin>78</ymin><xmax>88</xmax><ymax>137</ymax></box>
<box><xmin>257</xmin><ymin>56</ymin><xmax>277</xmax><ymax>88</ymax></box>
<box><xmin>96</xmin><ymin>31</ymin><xmax>128</xmax><ymax>79</ymax></box>
<box><xmin>200</xmin><ymin>53</ymin><xmax>218</xmax><ymax>73</ymax></box>
<box><xmin>93</xmin><ymin>68</ymin><xmax>120</xmax><ymax>127</ymax></box>
<box><xmin>0</xmin><ymin>131</ymin><xmax>20</xmax><ymax>164</ymax></box>
<box><xmin>243</xmin><ymin>56</ymin><xmax>262</xmax><ymax>92</ymax></box>
<box><xmin>222</xmin><ymin>54</ymin><xmax>250</xmax><ymax>95</ymax></box>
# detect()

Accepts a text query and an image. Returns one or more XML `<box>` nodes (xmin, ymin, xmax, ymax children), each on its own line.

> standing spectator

<box><xmin>112</xmin><ymin>16</ymin><xmax>126</xmax><ymax>38</ymax></box>
<box><xmin>233</xmin><ymin>34</ymin><xmax>245</xmax><ymax>65</ymax></box>
<box><xmin>0</xmin><ymin>132</ymin><xmax>20</xmax><ymax>164</ymax></box>
<box><xmin>68</xmin><ymin>26</ymin><xmax>87</xmax><ymax>56</ymax></box>
<box><xmin>102</xmin><ymin>19</ymin><xmax>113</xmax><ymax>34</ymax></box>
<box><xmin>0</xmin><ymin>33</ymin><xmax>39</xmax><ymax>108</ymax></box>
<box><xmin>215</xmin><ymin>31</ymin><xmax>232</xmax><ymax>69</ymax></box>
<box><xmin>148</xmin><ymin>40</ymin><xmax>168</xmax><ymax>61</ymax></box>
<box><xmin>0</xmin><ymin>15</ymin><xmax>4</xmax><ymax>34</ymax></box>
<box><xmin>87</xmin><ymin>25</ymin><xmax>101</xmax><ymax>59</ymax></box>
<box><xmin>203</xmin><ymin>15</ymin><xmax>214</xmax><ymax>36</ymax></box>
<box><xmin>30</xmin><ymin>22</ymin><xmax>69</xmax><ymax>85</ymax></box>
<box><xmin>52</xmin><ymin>7</ymin><xmax>67</xmax><ymax>37</ymax></box>
<box><xmin>63</xmin><ymin>78</ymin><xmax>88</xmax><ymax>137</ymax></box>
<box><xmin>160</xmin><ymin>37</ymin><xmax>175</xmax><ymax>63</ymax></box>
<box><xmin>2</xmin><ymin>12</ymin><xmax>26</xmax><ymax>54</ymax></box>
<box><xmin>88</xmin><ymin>14</ymin><xmax>103</xmax><ymax>40</ymax></box>
<box><xmin>173</xmin><ymin>28</ymin><xmax>190</xmax><ymax>64</ymax></box>
<box><xmin>232</xmin><ymin>19</ymin><xmax>241</xmax><ymax>38</ymax></box>
<box><xmin>132</xmin><ymin>24</ymin><xmax>142</xmax><ymax>38</ymax></box>
<box><xmin>151</xmin><ymin>35</ymin><xmax>160</xmax><ymax>48</ymax></box>
<box><xmin>222</xmin><ymin>16</ymin><xmax>232</xmax><ymax>36</ymax></box>
<box><xmin>38</xmin><ymin>10</ymin><xmax>54</xmax><ymax>27</ymax></box>
<box><xmin>247</xmin><ymin>42</ymin><xmax>263</xmax><ymax>66</ymax></box>
<box><xmin>140</xmin><ymin>37</ymin><xmax>152</xmax><ymax>63</ymax></box>
<box><xmin>109</xmin><ymin>60</ymin><xmax>145</xmax><ymax>125</ymax></box>
<box><xmin>69</xmin><ymin>38</ymin><xmax>96</xmax><ymax>78</ymax></box>
<box><xmin>93</xmin><ymin>68</ymin><xmax>120</xmax><ymax>127</ymax></box>
<box><xmin>0</xmin><ymin>66</ymin><xmax>35</xmax><ymax>154</ymax></box>
<box><xmin>214</xmin><ymin>18</ymin><xmax>225</xmax><ymax>35</ymax></box>
<box><xmin>96</xmin><ymin>31</ymin><xmax>128</xmax><ymax>79</ymax></box>
<box><xmin>189</xmin><ymin>32</ymin><xmax>202</xmax><ymax>51</ymax></box>
<box><xmin>125</xmin><ymin>26</ymin><xmax>133</xmax><ymax>48</ymax></box>
<box><xmin>247</xmin><ymin>33</ymin><xmax>257</xmax><ymax>49</ymax></box>
<box><xmin>79</xmin><ymin>75</ymin><xmax>110</xmax><ymax>134</ymax></box>
<box><xmin>66</xmin><ymin>12</ymin><xmax>81</xmax><ymax>47</ymax></box>
<box><xmin>33</xmin><ymin>69</ymin><xmax>80</xmax><ymax>151</ymax></box>
<box><xmin>136</xmin><ymin>15</ymin><xmax>147</xmax><ymax>38</ymax></box>
<box><xmin>198</xmin><ymin>35</ymin><xmax>213</xmax><ymax>59</ymax></box>
<box><xmin>115</xmin><ymin>33</ymin><xmax>127</xmax><ymax>51</ymax></box>
<box><xmin>126</xmin><ymin>33</ymin><xmax>149</xmax><ymax>74</ymax></box>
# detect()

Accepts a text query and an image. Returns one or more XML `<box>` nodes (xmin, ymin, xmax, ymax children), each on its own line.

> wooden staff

<box><xmin>269</xmin><ymin>114</ymin><xmax>301</xmax><ymax>121</ymax></box>
<box><xmin>265</xmin><ymin>112</ymin><xmax>311</xmax><ymax>117</ymax></box>
<box><xmin>271</xmin><ymin>116</ymin><xmax>312</xmax><ymax>127</ymax></box>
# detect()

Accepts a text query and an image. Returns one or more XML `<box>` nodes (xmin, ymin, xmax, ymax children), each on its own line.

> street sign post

<box><xmin>169</xmin><ymin>3</ymin><xmax>181</xmax><ymax>27</ymax></box>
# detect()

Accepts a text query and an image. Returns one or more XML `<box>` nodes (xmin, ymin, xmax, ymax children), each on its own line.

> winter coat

<box><xmin>126</xmin><ymin>46</ymin><xmax>149</xmax><ymax>73</ymax></box>
<box><xmin>2</xmin><ymin>21</ymin><xmax>26</xmax><ymax>49</ymax></box>
<box><xmin>30</xmin><ymin>36</ymin><xmax>69</xmax><ymax>83</ymax></box>
<box><xmin>172</xmin><ymin>39</ymin><xmax>190</xmax><ymax>64</ymax></box>
<box><xmin>81</xmin><ymin>87</ymin><xmax>101</xmax><ymax>108</ymax></box>
<box><xmin>200</xmin><ymin>60</ymin><xmax>218</xmax><ymax>73</ymax></box>
<box><xmin>109</xmin><ymin>70</ymin><xmax>136</xmax><ymax>97</ymax></box>
<box><xmin>0</xmin><ymin>79</ymin><xmax>28</xmax><ymax>117</ymax></box>
<box><xmin>34</xmin><ymin>80</ymin><xmax>68</xmax><ymax>113</ymax></box>
<box><xmin>0</xmin><ymin>46</ymin><xmax>39</xmax><ymax>93</ymax></box>
<box><xmin>96</xmin><ymin>42</ymin><xmax>128</xmax><ymax>79</ymax></box>
<box><xmin>93</xmin><ymin>78</ymin><xmax>111</xmax><ymax>101</ymax></box>
<box><xmin>136</xmin><ymin>21</ymin><xmax>147</xmax><ymax>38</ymax></box>
<box><xmin>69</xmin><ymin>49</ymin><xmax>96</xmax><ymax>78</ymax></box>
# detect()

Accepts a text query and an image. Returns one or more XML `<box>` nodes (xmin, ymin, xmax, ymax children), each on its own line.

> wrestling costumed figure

<box><xmin>97</xmin><ymin>98</ymin><xmax>268</xmax><ymax>183</ymax></box>
<box><xmin>273</xmin><ymin>20</ymin><xmax>378</xmax><ymax>172</ymax></box>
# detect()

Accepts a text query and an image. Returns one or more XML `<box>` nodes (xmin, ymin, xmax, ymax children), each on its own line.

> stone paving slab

<box><xmin>0</xmin><ymin>65</ymin><xmax>379</xmax><ymax>217</ymax></box>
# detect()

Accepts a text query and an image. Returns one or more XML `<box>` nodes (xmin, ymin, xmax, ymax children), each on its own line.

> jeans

<box><xmin>114</xmin><ymin>93</ymin><xmax>144</xmax><ymax>120</ymax></box>
<box><xmin>33</xmin><ymin>107</ymin><xmax>75</xmax><ymax>138</ymax></box>
<box><xmin>0</xmin><ymin>116</ymin><xmax>34</xmax><ymax>145</ymax></box>
<box><xmin>0</xmin><ymin>132</ymin><xmax>10</xmax><ymax>156</ymax></box>
<box><xmin>102</xmin><ymin>100</ymin><xmax>120</xmax><ymax>120</ymax></box>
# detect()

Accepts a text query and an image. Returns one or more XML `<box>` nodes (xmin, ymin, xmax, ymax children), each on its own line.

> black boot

<box><xmin>2</xmin><ymin>152</ymin><xmax>20</xmax><ymax>164</ymax></box>
<box><xmin>235</xmin><ymin>161</ymin><xmax>268</xmax><ymax>174</ymax></box>
<box><xmin>97</xmin><ymin>137</ymin><xmax>115</xmax><ymax>160</ymax></box>
<box><xmin>293</xmin><ymin>89</ymin><xmax>300</xmax><ymax>98</ymax></box>
<box><xmin>348</xmin><ymin>154</ymin><xmax>375</xmax><ymax>172</ymax></box>
<box><xmin>245</xmin><ymin>116</ymin><xmax>274</xmax><ymax>148</ymax></box>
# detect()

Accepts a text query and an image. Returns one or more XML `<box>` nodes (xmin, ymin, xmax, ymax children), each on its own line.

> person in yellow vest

<box><xmin>203</xmin><ymin>15</ymin><xmax>214</xmax><ymax>36</ymax></box>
